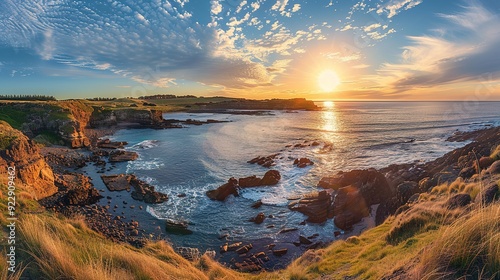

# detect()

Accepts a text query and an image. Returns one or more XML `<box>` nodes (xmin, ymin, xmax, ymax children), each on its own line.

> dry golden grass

<box><xmin>19</xmin><ymin>214</ymin><xmax>243</xmax><ymax>280</ymax></box>
<box><xmin>415</xmin><ymin>204</ymin><xmax>500</xmax><ymax>279</ymax></box>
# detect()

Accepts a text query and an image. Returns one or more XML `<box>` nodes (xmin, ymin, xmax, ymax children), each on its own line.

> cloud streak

<box><xmin>379</xmin><ymin>2</ymin><xmax>500</xmax><ymax>91</ymax></box>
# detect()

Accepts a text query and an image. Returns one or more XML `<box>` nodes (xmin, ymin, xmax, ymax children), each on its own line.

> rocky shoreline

<box><xmin>38</xmin><ymin>125</ymin><xmax>500</xmax><ymax>272</ymax></box>
<box><xmin>1</xmin><ymin>99</ymin><xmax>499</xmax><ymax>273</ymax></box>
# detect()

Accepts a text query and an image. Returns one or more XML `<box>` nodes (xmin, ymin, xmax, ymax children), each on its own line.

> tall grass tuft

<box><xmin>417</xmin><ymin>204</ymin><xmax>500</xmax><ymax>279</ymax></box>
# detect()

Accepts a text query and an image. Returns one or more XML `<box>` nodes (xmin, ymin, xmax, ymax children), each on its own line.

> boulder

<box><xmin>293</xmin><ymin>158</ymin><xmax>314</xmax><ymax>168</ymax></box>
<box><xmin>458</xmin><ymin>166</ymin><xmax>476</xmax><ymax>179</ymax></box>
<box><xmin>272</xmin><ymin>248</ymin><xmax>288</xmax><ymax>256</ymax></box>
<box><xmin>260</xmin><ymin>170</ymin><xmax>281</xmax><ymax>186</ymax></box>
<box><xmin>251</xmin><ymin>200</ymin><xmax>263</xmax><ymax>209</ymax></box>
<box><xmin>446</xmin><ymin>194</ymin><xmax>472</xmax><ymax>209</ymax></box>
<box><xmin>250</xmin><ymin>212</ymin><xmax>266</xmax><ymax>224</ymax></box>
<box><xmin>206</xmin><ymin>178</ymin><xmax>239</xmax><ymax>201</ymax></box>
<box><xmin>475</xmin><ymin>184</ymin><xmax>499</xmax><ymax>205</ymax></box>
<box><xmin>239</xmin><ymin>175</ymin><xmax>262</xmax><ymax>188</ymax></box>
<box><xmin>396</xmin><ymin>181</ymin><xmax>419</xmax><ymax>205</ymax></box>
<box><xmin>288</xmin><ymin>190</ymin><xmax>334</xmax><ymax>223</ymax></box>
<box><xmin>175</xmin><ymin>247</ymin><xmax>200</xmax><ymax>261</ymax></box>
<box><xmin>130</xmin><ymin>176</ymin><xmax>168</xmax><ymax>204</ymax></box>
<box><xmin>318</xmin><ymin>169</ymin><xmax>392</xmax><ymax>206</ymax></box>
<box><xmin>109</xmin><ymin>150</ymin><xmax>138</xmax><ymax>162</ymax></box>
<box><xmin>299</xmin><ymin>235</ymin><xmax>313</xmax><ymax>245</ymax></box>
<box><xmin>418</xmin><ymin>177</ymin><xmax>434</xmax><ymax>192</ymax></box>
<box><xmin>485</xmin><ymin>160</ymin><xmax>500</xmax><ymax>174</ymax></box>
<box><xmin>166</xmin><ymin>219</ymin><xmax>192</xmax><ymax>235</ymax></box>
<box><xmin>475</xmin><ymin>156</ymin><xmax>495</xmax><ymax>171</ymax></box>
<box><xmin>333</xmin><ymin>185</ymin><xmax>369</xmax><ymax>230</ymax></box>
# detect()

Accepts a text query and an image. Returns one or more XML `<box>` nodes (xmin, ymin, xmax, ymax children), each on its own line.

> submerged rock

<box><xmin>166</xmin><ymin>219</ymin><xmax>193</xmax><ymax>235</ymax></box>
<box><xmin>250</xmin><ymin>212</ymin><xmax>266</xmax><ymax>224</ymax></box>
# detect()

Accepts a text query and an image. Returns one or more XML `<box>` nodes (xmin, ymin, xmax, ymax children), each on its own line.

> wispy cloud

<box><xmin>378</xmin><ymin>2</ymin><xmax>500</xmax><ymax>91</ymax></box>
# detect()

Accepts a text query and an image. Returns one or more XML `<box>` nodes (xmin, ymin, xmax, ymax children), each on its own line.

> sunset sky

<box><xmin>1</xmin><ymin>0</ymin><xmax>499</xmax><ymax>100</ymax></box>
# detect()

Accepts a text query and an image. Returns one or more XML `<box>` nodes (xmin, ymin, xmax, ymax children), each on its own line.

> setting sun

<box><xmin>318</xmin><ymin>70</ymin><xmax>340</xmax><ymax>92</ymax></box>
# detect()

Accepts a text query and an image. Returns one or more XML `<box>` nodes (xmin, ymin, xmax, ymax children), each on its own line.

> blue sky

<box><xmin>1</xmin><ymin>0</ymin><xmax>500</xmax><ymax>100</ymax></box>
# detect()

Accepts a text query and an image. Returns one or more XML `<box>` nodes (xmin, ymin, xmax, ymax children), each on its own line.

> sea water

<box><xmin>101</xmin><ymin>101</ymin><xmax>500</xmax><ymax>258</ymax></box>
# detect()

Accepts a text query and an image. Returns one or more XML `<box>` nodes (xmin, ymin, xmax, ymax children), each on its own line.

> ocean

<box><xmin>89</xmin><ymin>101</ymin><xmax>499</xmax><ymax>266</ymax></box>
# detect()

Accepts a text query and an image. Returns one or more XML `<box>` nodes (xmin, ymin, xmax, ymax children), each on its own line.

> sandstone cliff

<box><xmin>0</xmin><ymin>121</ymin><xmax>57</xmax><ymax>199</ymax></box>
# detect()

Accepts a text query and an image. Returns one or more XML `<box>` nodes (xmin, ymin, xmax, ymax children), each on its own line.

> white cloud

<box><xmin>250</xmin><ymin>2</ymin><xmax>260</xmax><ymax>12</ymax></box>
<box><xmin>236</xmin><ymin>1</ymin><xmax>247</xmax><ymax>13</ymax></box>
<box><xmin>210</xmin><ymin>0</ymin><xmax>223</xmax><ymax>15</ymax></box>
<box><xmin>378</xmin><ymin>0</ymin><xmax>423</xmax><ymax>18</ymax></box>
<box><xmin>363</xmin><ymin>23</ymin><xmax>381</xmax><ymax>32</ymax></box>
<box><xmin>292</xmin><ymin>4</ymin><xmax>301</xmax><ymax>13</ymax></box>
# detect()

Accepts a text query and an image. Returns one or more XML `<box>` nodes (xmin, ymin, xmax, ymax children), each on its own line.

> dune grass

<box><xmin>17</xmin><ymin>214</ymin><xmax>243</xmax><ymax>280</ymax></box>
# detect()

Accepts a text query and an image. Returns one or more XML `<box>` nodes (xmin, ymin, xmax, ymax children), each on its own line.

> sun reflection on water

<box><xmin>321</xmin><ymin>101</ymin><xmax>339</xmax><ymax>132</ymax></box>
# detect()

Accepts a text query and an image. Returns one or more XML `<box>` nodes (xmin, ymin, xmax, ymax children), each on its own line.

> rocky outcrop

<box><xmin>318</xmin><ymin>169</ymin><xmax>392</xmax><ymax>206</ymax></box>
<box><xmin>260</xmin><ymin>170</ymin><xmax>281</xmax><ymax>186</ymax></box>
<box><xmin>206</xmin><ymin>178</ymin><xmax>239</xmax><ymax>201</ymax></box>
<box><xmin>247</xmin><ymin>154</ymin><xmax>279</xmax><ymax>168</ymax></box>
<box><xmin>101</xmin><ymin>174</ymin><xmax>168</xmax><ymax>203</ymax></box>
<box><xmin>238</xmin><ymin>170</ymin><xmax>282</xmax><ymax>188</ymax></box>
<box><xmin>89</xmin><ymin>108</ymin><xmax>163</xmax><ymax>127</ymax></box>
<box><xmin>288</xmin><ymin>190</ymin><xmax>335</xmax><ymax>223</ymax></box>
<box><xmin>293</xmin><ymin>158</ymin><xmax>314</xmax><ymax>168</ymax></box>
<box><xmin>97</xmin><ymin>139</ymin><xmax>128</xmax><ymax>149</ymax></box>
<box><xmin>0</xmin><ymin>121</ymin><xmax>57</xmax><ymax>199</ymax></box>
<box><xmin>0</xmin><ymin>101</ymin><xmax>93</xmax><ymax>148</ymax></box>
<box><xmin>249</xmin><ymin>212</ymin><xmax>266</xmax><ymax>224</ymax></box>
<box><xmin>130</xmin><ymin>177</ymin><xmax>168</xmax><ymax>204</ymax></box>
<box><xmin>40</xmin><ymin>172</ymin><xmax>102</xmax><ymax>206</ymax></box>
<box><xmin>333</xmin><ymin>185</ymin><xmax>370</xmax><ymax>230</ymax></box>
<box><xmin>109</xmin><ymin>150</ymin><xmax>138</xmax><ymax>162</ymax></box>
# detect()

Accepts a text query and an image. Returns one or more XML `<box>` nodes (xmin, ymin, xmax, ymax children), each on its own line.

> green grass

<box><xmin>33</xmin><ymin>130</ymin><xmax>64</xmax><ymax>146</ymax></box>
<box><xmin>0</xmin><ymin>107</ymin><xmax>28</xmax><ymax>129</ymax></box>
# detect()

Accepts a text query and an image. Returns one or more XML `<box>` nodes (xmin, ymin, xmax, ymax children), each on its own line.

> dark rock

<box><xmin>288</xmin><ymin>190</ymin><xmax>334</xmax><ymax>223</ymax></box>
<box><xmin>278</xmin><ymin>228</ymin><xmax>298</xmax><ymax>234</ymax></box>
<box><xmin>333</xmin><ymin>185</ymin><xmax>370</xmax><ymax>230</ymax></box>
<box><xmin>176</xmin><ymin>247</ymin><xmax>200</xmax><ymax>261</ymax></box>
<box><xmin>236</xmin><ymin>244</ymin><xmax>253</xmax><ymax>254</ymax></box>
<box><xmin>239</xmin><ymin>175</ymin><xmax>262</xmax><ymax>188</ymax></box>
<box><xmin>250</xmin><ymin>212</ymin><xmax>266</xmax><ymax>224</ymax></box>
<box><xmin>166</xmin><ymin>219</ymin><xmax>192</xmax><ymax>235</ymax></box>
<box><xmin>260</xmin><ymin>170</ymin><xmax>281</xmax><ymax>186</ymax></box>
<box><xmin>130</xmin><ymin>176</ymin><xmax>168</xmax><ymax>204</ymax></box>
<box><xmin>299</xmin><ymin>235</ymin><xmax>313</xmax><ymax>245</ymax></box>
<box><xmin>293</xmin><ymin>157</ymin><xmax>314</xmax><ymax>168</ymax></box>
<box><xmin>475</xmin><ymin>156</ymin><xmax>495</xmax><ymax>172</ymax></box>
<box><xmin>446</xmin><ymin>194</ymin><xmax>472</xmax><ymax>209</ymax></box>
<box><xmin>251</xmin><ymin>200</ymin><xmax>263</xmax><ymax>209</ymax></box>
<box><xmin>318</xmin><ymin>169</ymin><xmax>392</xmax><ymax>206</ymax></box>
<box><xmin>272</xmin><ymin>248</ymin><xmax>288</xmax><ymax>256</ymax></box>
<box><xmin>396</xmin><ymin>181</ymin><xmax>419</xmax><ymax>205</ymax></box>
<box><xmin>206</xmin><ymin>178</ymin><xmax>238</xmax><ymax>201</ymax></box>
<box><xmin>459</xmin><ymin>166</ymin><xmax>476</xmax><ymax>179</ymax></box>
<box><xmin>485</xmin><ymin>160</ymin><xmax>500</xmax><ymax>174</ymax></box>
<box><xmin>475</xmin><ymin>184</ymin><xmax>499</xmax><ymax>205</ymax></box>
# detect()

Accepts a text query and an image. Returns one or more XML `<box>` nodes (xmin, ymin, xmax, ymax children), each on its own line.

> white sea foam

<box><xmin>126</xmin><ymin>158</ymin><xmax>164</xmax><ymax>171</ymax></box>
<box><xmin>131</xmin><ymin>139</ymin><xmax>160</xmax><ymax>150</ymax></box>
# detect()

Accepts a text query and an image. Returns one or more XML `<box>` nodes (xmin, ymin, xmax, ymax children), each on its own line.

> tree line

<box><xmin>0</xmin><ymin>94</ymin><xmax>57</xmax><ymax>101</ymax></box>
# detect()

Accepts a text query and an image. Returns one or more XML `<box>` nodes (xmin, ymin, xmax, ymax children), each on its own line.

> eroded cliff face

<box><xmin>89</xmin><ymin>107</ymin><xmax>163</xmax><ymax>127</ymax></box>
<box><xmin>0</xmin><ymin>121</ymin><xmax>57</xmax><ymax>199</ymax></box>
<box><xmin>0</xmin><ymin>101</ymin><xmax>93</xmax><ymax>148</ymax></box>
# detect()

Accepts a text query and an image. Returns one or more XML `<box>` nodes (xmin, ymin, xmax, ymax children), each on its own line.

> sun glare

<box><xmin>318</xmin><ymin>70</ymin><xmax>340</xmax><ymax>92</ymax></box>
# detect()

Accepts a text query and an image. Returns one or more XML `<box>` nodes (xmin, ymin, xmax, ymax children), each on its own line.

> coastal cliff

<box><xmin>0</xmin><ymin>121</ymin><xmax>57</xmax><ymax>199</ymax></box>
